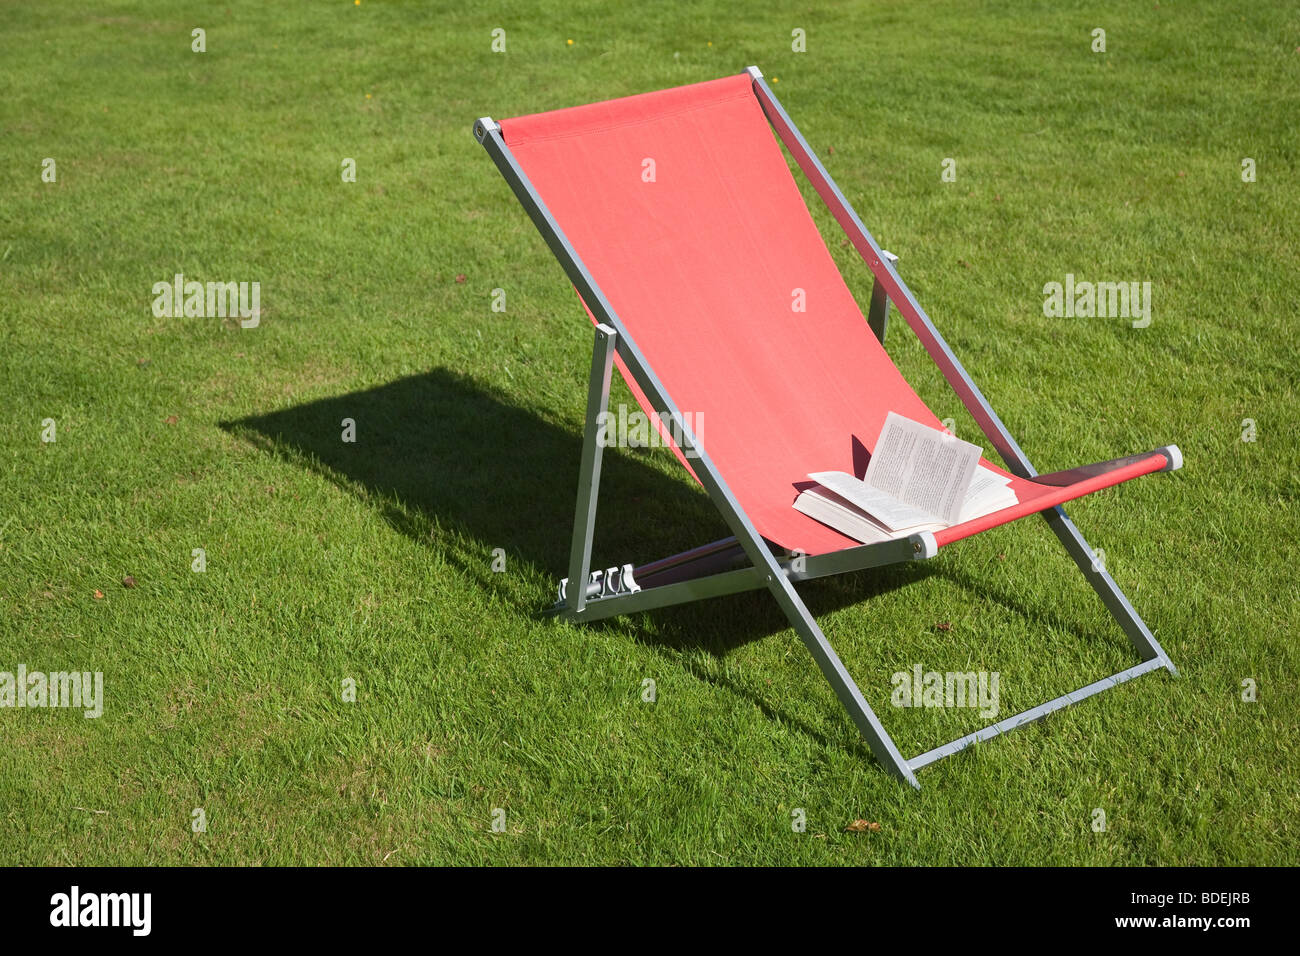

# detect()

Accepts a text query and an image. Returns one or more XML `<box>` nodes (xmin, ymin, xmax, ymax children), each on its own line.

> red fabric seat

<box><xmin>501</xmin><ymin>76</ymin><xmax>1166</xmax><ymax>555</ymax></box>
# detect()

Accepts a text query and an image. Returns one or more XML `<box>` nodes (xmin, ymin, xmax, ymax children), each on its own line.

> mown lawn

<box><xmin>0</xmin><ymin>0</ymin><xmax>1296</xmax><ymax>864</ymax></box>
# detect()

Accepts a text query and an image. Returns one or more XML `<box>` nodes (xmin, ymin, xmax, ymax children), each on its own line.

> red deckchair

<box><xmin>475</xmin><ymin>68</ymin><xmax>1180</xmax><ymax>787</ymax></box>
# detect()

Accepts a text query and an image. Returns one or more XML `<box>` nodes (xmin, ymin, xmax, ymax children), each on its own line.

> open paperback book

<box><xmin>793</xmin><ymin>412</ymin><xmax>1018</xmax><ymax>543</ymax></box>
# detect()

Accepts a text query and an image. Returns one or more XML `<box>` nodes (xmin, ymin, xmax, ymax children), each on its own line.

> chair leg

<box><xmin>565</xmin><ymin>324</ymin><xmax>618</xmax><ymax>616</ymax></box>
<box><xmin>765</xmin><ymin>572</ymin><xmax>921</xmax><ymax>788</ymax></box>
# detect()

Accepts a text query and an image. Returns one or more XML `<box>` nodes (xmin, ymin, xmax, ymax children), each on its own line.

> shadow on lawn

<box><xmin>224</xmin><ymin>367</ymin><xmax>930</xmax><ymax>633</ymax></box>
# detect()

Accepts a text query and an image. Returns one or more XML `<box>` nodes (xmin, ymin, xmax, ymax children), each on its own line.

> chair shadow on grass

<box><xmin>224</xmin><ymin>367</ymin><xmax>1109</xmax><ymax>757</ymax></box>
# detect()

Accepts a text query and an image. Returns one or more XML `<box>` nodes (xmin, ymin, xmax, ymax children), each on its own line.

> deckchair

<box><xmin>474</xmin><ymin>67</ymin><xmax>1180</xmax><ymax>788</ymax></box>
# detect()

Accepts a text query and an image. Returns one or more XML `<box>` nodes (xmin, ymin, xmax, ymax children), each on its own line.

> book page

<box><xmin>964</xmin><ymin>465</ymin><xmax>1011</xmax><ymax>503</ymax></box>
<box><xmin>957</xmin><ymin>465</ymin><xmax>1018</xmax><ymax>523</ymax></box>
<box><xmin>806</xmin><ymin>471</ymin><xmax>944</xmax><ymax>533</ymax></box>
<box><xmin>864</xmin><ymin>412</ymin><xmax>982</xmax><ymax>525</ymax></box>
<box><xmin>793</xmin><ymin>487</ymin><xmax>894</xmax><ymax>543</ymax></box>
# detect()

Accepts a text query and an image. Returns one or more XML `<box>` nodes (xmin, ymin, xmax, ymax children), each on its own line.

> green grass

<box><xmin>1</xmin><ymin>0</ymin><xmax>1297</xmax><ymax>865</ymax></box>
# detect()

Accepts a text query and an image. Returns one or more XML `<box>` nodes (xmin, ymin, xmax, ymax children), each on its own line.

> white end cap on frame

<box><xmin>911</xmin><ymin>531</ymin><xmax>938</xmax><ymax>560</ymax></box>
